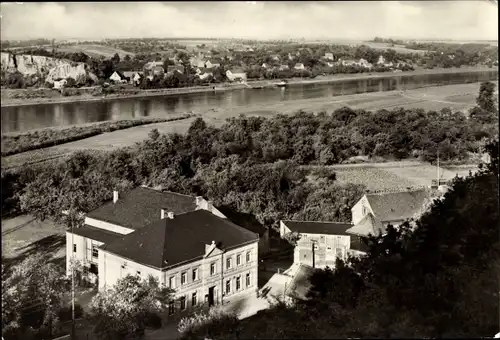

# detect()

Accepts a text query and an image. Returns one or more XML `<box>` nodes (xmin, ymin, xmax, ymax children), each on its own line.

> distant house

<box><xmin>261</xmin><ymin>63</ymin><xmax>270</xmax><ymax>69</ymax></box>
<box><xmin>326</xmin><ymin>62</ymin><xmax>335</xmax><ymax>68</ymax></box>
<box><xmin>279</xmin><ymin>221</ymin><xmax>352</xmax><ymax>269</ymax></box>
<box><xmin>166</xmin><ymin>65</ymin><xmax>185</xmax><ymax>75</ymax></box>
<box><xmin>280</xmin><ymin>189</ymin><xmax>434</xmax><ymax>264</ymax></box>
<box><xmin>226</xmin><ymin>68</ymin><xmax>247</xmax><ymax>82</ymax></box>
<box><xmin>279</xmin><ymin>64</ymin><xmax>290</xmax><ymax>71</ymax></box>
<box><xmin>294</xmin><ymin>63</ymin><xmax>305</xmax><ymax>70</ymax></box>
<box><xmin>340</xmin><ymin>59</ymin><xmax>357</xmax><ymax>66</ymax></box>
<box><xmin>270</xmin><ymin>54</ymin><xmax>280</xmax><ymax>61</ymax></box>
<box><xmin>358</xmin><ymin>59</ymin><xmax>372</xmax><ymax>68</ymax></box>
<box><xmin>324</xmin><ymin>52</ymin><xmax>334</xmax><ymax>61</ymax></box>
<box><xmin>288</xmin><ymin>53</ymin><xmax>296</xmax><ymax>60</ymax></box>
<box><xmin>376</xmin><ymin>55</ymin><xmax>393</xmax><ymax>68</ymax></box>
<box><xmin>143</xmin><ymin>61</ymin><xmax>165</xmax><ymax>77</ymax></box>
<box><xmin>122</xmin><ymin>71</ymin><xmax>136</xmax><ymax>84</ymax></box>
<box><xmin>205</xmin><ymin>60</ymin><xmax>220</xmax><ymax>69</ymax></box>
<box><xmin>346</xmin><ymin>189</ymin><xmax>431</xmax><ymax>255</ymax></box>
<box><xmin>109</xmin><ymin>71</ymin><xmax>127</xmax><ymax>83</ymax></box>
<box><xmin>53</xmin><ymin>79</ymin><xmax>67</xmax><ymax>90</ymax></box>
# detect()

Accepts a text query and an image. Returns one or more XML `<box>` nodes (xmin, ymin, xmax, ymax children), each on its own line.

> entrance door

<box><xmin>208</xmin><ymin>286</ymin><xmax>215</xmax><ymax>307</ymax></box>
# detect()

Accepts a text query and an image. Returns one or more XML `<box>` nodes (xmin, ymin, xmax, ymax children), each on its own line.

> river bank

<box><xmin>1</xmin><ymin>81</ymin><xmax>489</xmax><ymax>170</ymax></box>
<box><xmin>1</xmin><ymin>66</ymin><xmax>496</xmax><ymax>107</ymax></box>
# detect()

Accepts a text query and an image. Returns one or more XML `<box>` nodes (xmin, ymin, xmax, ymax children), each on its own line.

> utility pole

<box><xmin>437</xmin><ymin>149</ymin><xmax>440</xmax><ymax>186</ymax></box>
<box><xmin>71</xmin><ymin>216</ymin><xmax>76</xmax><ymax>340</ymax></box>
<box><xmin>311</xmin><ymin>240</ymin><xmax>317</xmax><ymax>268</ymax></box>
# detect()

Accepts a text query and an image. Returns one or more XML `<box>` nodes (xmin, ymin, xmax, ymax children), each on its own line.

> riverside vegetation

<box><xmin>1</xmin><ymin>114</ymin><xmax>195</xmax><ymax>156</ymax></box>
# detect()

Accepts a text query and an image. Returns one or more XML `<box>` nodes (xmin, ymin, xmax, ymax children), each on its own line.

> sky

<box><xmin>0</xmin><ymin>1</ymin><xmax>497</xmax><ymax>41</ymax></box>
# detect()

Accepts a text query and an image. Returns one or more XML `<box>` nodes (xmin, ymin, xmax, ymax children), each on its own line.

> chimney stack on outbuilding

<box><xmin>161</xmin><ymin>209</ymin><xmax>166</xmax><ymax>219</ymax></box>
<box><xmin>113</xmin><ymin>190</ymin><xmax>119</xmax><ymax>204</ymax></box>
<box><xmin>167</xmin><ymin>212</ymin><xmax>175</xmax><ymax>219</ymax></box>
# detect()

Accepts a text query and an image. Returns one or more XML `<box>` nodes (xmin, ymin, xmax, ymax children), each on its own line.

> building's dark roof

<box><xmin>366</xmin><ymin>189</ymin><xmax>430</xmax><ymax>222</ymax></box>
<box><xmin>346</xmin><ymin>213</ymin><xmax>384</xmax><ymax>237</ymax></box>
<box><xmin>282</xmin><ymin>220</ymin><xmax>352</xmax><ymax>236</ymax></box>
<box><xmin>71</xmin><ymin>224</ymin><xmax>122</xmax><ymax>245</ymax></box>
<box><xmin>101</xmin><ymin>210</ymin><xmax>259</xmax><ymax>269</ymax></box>
<box><xmin>216</xmin><ymin>206</ymin><xmax>268</xmax><ymax>237</ymax></box>
<box><xmin>86</xmin><ymin>187</ymin><xmax>198</xmax><ymax>230</ymax></box>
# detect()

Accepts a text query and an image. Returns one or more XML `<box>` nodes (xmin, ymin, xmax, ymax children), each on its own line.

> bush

<box><xmin>145</xmin><ymin>311</ymin><xmax>162</xmax><ymax>329</ymax></box>
<box><xmin>57</xmin><ymin>304</ymin><xmax>84</xmax><ymax>322</ymax></box>
<box><xmin>177</xmin><ymin>308</ymin><xmax>239</xmax><ymax>338</ymax></box>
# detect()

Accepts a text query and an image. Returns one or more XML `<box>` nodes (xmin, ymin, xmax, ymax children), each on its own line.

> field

<box><xmin>1</xmin><ymin>215</ymin><xmax>66</xmax><ymax>267</ymax></box>
<box><xmin>54</xmin><ymin>44</ymin><xmax>134</xmax><ymax>58</ymax></box>
<box><xmin>316</xmin><ymin>161</ymin><xmax>479</xmax><ymax>192</ymax></box>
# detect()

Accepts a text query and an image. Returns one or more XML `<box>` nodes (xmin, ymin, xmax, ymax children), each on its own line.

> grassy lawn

<box><xmin>1</xmin><ymin>214</ymin><xmax>67</xmax><ymax>270</ymax></box>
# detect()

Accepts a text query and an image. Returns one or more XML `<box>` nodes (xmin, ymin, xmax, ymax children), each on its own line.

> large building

<box><xmin>280</xmin><ymin>189</ymin><xmax>433</xmax><ymax>267</ymax></box>
<box><xmin>66</xmin><ymin>186</ymin><xmax>260</xmax><ymax>315</ymax></box>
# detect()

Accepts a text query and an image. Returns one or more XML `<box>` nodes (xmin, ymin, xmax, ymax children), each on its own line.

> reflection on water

<box><xmin>1</xmin><ymin>70</ymin><xmax>497</xmax><ymax>133</ymax></box>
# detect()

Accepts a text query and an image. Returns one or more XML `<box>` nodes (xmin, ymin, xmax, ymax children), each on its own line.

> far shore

<box><xmin>1</xmin><ymin>66</ymin><xmax>497</xmax><ymax>108</ymax></box>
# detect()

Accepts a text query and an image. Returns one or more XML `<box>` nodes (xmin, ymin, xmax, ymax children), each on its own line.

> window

<box><xmin>327</xmin><ymin>246</ymin><xmax>332</xmax><ymax>251</ymax></box>
<box><xmin>226</xmin><ymin>257</ymin><xmax>232</xmax><ymax>270</ymax></box>
<box><xmin>246</xmin><ymin>251</ymin><xmax>251</xmax><ymax>263</ymax></box>
<box><xmin>192</xmin><ymin>292</ymin><xmax>197</xmax><ymax>306</ymax></box>
<box><xmin>192</xmin><ymin>268</ymin><xmax>198</xmax><ymax>281</ymax></box>
<box><xmin>236</xmin><ymin>276</ymin><xmax>241</xmax><ymax>291</ymax></box>
<box><xmin>210</xmin><ymin>263</ymin><xmax>216</xmax><ymax>275</ymax></box>
<box><xmin>362</xmin><ymin>206</ymin><xmax>367</xmax><ymax>215</ymax></box>
<box><xmin>169</xmin><ymin>276</ymin><xmax>175</xmax><ymax>288</ymax></box>
<box><xmin>92</xmin><ymin>246</ymin><xmax>98</xmax><ymax>258</ymax></box>
<box><xmin>225</xmin><ymin>280</ymin><xmax>231</xmax><ymax>294</ymax></box>
<box><xmin>181</xmin><ymin>272</ymin><xmax>187</xmax><ymax>285</ymax></box>
<box><xmin>73</xmin><ymin>244</ymin><xmax>77</xmax><ymax>253</ymax></box>
<box><xmin>136</xmin><ymin>270</ymin><xmax>141</xmax><ymax>276</ymax></box>
<box><xmin>180</xmin><ymin>296</ymin><xmax>186</xmax><ymax>310</ymax></box>
<box><xmin>90</xmin><ymin>263</ymin><xmax>98</xmax><ymax>275</ymax></box>
<box><xmin>246</xmin><ymin>273</ymin><xmax>251</xmax><ymax>287</ymax></box>
<box><xmin>168</xmin><ymin>301</ymin><xmax>175</xmax><ymax>315</ymax></box>
<box><xmin>236</xmin><ymin>254</ymin><xmax>241</xmax><ymax>266</ymax></box>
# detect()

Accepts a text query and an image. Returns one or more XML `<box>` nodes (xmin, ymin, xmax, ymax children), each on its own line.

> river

<box><xmin>1</xmin><ymin>69</ymin><xmax>497</xmax><ymax>133</ymax></box>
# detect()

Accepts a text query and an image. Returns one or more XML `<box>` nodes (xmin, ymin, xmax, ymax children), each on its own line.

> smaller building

<box><xmin>280</xmin><ymin>220</ymin><xmax>352</xmax><ymax>269</ymax></box>
<box><xmin>279</xmin><ymin>64</ymin><xmax>290</xmax><ymax>71</ymax></box>
<box><xmin>109</xmin><ymin>71</ymin><xmax>127</xmax><ymax>83</ymax></box>
<box><xmin>205</xmin><ymin>60</ymin><xmax>221</xmax><ymax>69</ymax></box>
<box><xmin>324</xmin><ymin>53</ymin><xmax>334</xmax><ymax>61</ymax></box>
<box><xmin>294</xmin><ymin>63</ymin><xmax>305</xmax><ymax>70</ymax></box>
<box><xmin>53</xmin><ymin>79</ymin><xmax>67</xmax><ymax>90</ymax></box>
<box><xmin>143</xmin><ymin>61</ymin><xmax>165</xmax><ymax>77</ymax></box>
<box><xmin>226</xmin><ymin>68</ymin><xmax>247</xmax><ymax>82</ymax></box>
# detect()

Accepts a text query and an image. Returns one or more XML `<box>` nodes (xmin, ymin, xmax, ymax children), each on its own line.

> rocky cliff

<box><xmin>1</xmin><ymin>52</ymin><xmax>97</xmax><ymax>84</ymax></box>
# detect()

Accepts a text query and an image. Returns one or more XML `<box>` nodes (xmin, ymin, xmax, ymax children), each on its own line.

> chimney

<box><xmin>161</xmin><ymin>209</ymin><xmax>166</xmax><ymax>219</ymax></box>
<box><xmin>167</xmin><ymin>212</ymin><xmax>175</xmax><ymax>219</ymax></box>
<box><xmin>113</xmin><ymin>190</ymin><xmax>119</xmax><ymax>204</ymax></box>
<box><xmin>195</xmin><ymin>196</ymin><xmax>204</xmax><ymax>207</ymax></box>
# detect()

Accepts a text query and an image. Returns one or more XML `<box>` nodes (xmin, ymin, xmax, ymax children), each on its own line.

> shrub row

<box><xmin>1</xmin><ymin>114</ymin><xmax>196</xmax><ymax>157</ymax></box>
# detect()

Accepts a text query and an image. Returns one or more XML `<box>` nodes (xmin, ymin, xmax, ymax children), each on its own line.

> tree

<box><xmin>89</xmin><ymin>274</ymin><xmax>175</xmax><ymax>339</ymax></box>
<box><xmin>111</xmin><ymin>53</ymin><xmax>121</xmax><ymax>65</ymax></box>
<box><xmin>2</xmin><ymin>254</ymin><xmax>69</xmax><ymax>339</ymax></box>
<box><xmin>476</xmin><ymin>81</ymin><xmax>497</xmax><ymax>113</ymax></box>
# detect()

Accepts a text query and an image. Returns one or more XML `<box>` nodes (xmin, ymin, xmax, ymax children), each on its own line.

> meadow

<box><xmin>54</xmin><ymin>44</ymin><xmax>134</xmax><ymax>58</ymax></box>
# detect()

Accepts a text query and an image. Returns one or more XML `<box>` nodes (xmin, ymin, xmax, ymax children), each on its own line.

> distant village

<box><xmin>3</xmin><ymin>38</ymin><xmax>497</xmax><ymax>91</ymax></box>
